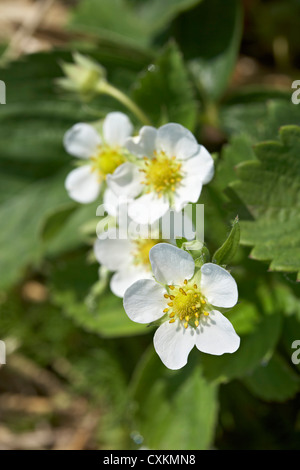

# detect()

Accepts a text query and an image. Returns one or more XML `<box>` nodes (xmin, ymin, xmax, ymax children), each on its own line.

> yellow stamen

<box><xmin>132</xmin><ymin>239</ymin><xmax>160</xmax><ymax>268</ymax></box>
<box><xmin>90</xmin><ymin>145</ymin><xmax>126</xmax><ymax>179</ymax></box>
<box><xmin>142</xmin><ymin>150</ymin><xmax>183</xmax><ymax>196</ymax></box>
<box><xmin>161</xmin><ymin>280</ymin><xmax>210</xmax><ymax>329</ymax></box>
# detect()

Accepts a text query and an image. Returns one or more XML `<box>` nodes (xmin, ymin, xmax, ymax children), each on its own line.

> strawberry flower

<box><xmin>64</xmin><ymin>112</ymin><xmax>133</xmax><ymax>204</ymax></box>
<box><xmin>94</xmin><ymin>230</ymin><xmax>160</xmax><ymax>298</ymax></box>
<box><xmin>94</xmin><ymin>211</ymin><xmax>195</xmax><ymax>298</ymax></box>
<box><xmin>123</xmin><ymin>243</ymin><xmax>240</xmax><ymax>370</ymax></box>
<box><xmin>107</xmin><ymin>123</ymin><xmax>214</xmax><ymax>224</ymax></box>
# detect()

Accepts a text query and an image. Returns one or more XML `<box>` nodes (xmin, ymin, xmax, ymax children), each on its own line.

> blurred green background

<box><xmin>0</xmin><ymin>0</ymin><xmax>300</xmax><ymax>450</ymax></box>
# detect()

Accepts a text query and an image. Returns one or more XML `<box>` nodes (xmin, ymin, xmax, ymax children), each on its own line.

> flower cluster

<box><xmin>63</xmin><ymin>108</ymin><xmax>240</xmax><ymax>369</ymax></box>
<box><xmin>64</xmin><ymin>115</ymin><xmax>214</xmax><ymax>220</ymax></box>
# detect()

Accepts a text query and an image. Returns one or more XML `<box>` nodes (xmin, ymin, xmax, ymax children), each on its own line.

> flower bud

<box><xmin>58</xmin><ymin>52</ymin><xmax>106</xmax><ymax>98</ymax></box>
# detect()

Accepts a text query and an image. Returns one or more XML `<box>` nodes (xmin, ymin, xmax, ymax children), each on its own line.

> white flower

<box><xmin>123</xmin><ymin>243</ymin><xmax>240</xmax><ymax>370</ymax></box>
<box><xmin>106</xmin><ymin>123</ymin><xmax>214</xmax><ymax>224</ymax></box>
<box><xmin>64</xmin><ymin>112</ymin><xmax>133</xmax><ymax>203</ymax></box>
<box><xmin>94</xmin><ymin>211</ymin><xmax>195</xmax><ymax>298</ymax></box>
<box><xmin>94</xmin><ymin>230</ymin><xmax>159</xmax><ymax>298</ymax></box>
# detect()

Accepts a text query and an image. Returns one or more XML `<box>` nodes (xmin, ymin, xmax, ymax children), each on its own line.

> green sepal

<box><xmin>176</xmin><ymin>238</ymin><xmax>211</xmax><ymax>268</ymax></box>
<box><xmin>212</xmin><ymin>215</ymin><xmax>240</xmax><ymax>266</ymax></box>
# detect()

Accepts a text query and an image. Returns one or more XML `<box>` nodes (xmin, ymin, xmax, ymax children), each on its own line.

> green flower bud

<box><xmin>58</xmin><ymin>52</ymin><xmax>106</xmax><ymax>98</ymax></box>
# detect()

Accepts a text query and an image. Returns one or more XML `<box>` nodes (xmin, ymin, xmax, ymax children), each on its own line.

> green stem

<box><xmin>96</xmin><ymin>81</ymin><xmax>151</xmax><ymax>126</ymax></box>
<box><xmin>202</xmin><ymin>100</ymin><xmax>220</xmax><ymax>128</ymax></box>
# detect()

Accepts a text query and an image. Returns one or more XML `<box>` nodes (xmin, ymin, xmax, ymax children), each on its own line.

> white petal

<box><xmin>102</xmin><ymin>188</ymin><xmax>119</xmax><ymax>217</ymax></box>
<box><xmin>106</xmin><ymin>162</ymin><xmax>143</xmax><ymax>199</ymax></box>
<box><xmin>102</xmin><ymin>188</ymin><xmax>130</xmax><ymax>218</ymax></box>
<box><xmin>195</xmin><ymin>310</ymin><xmax>240</xmax><ymax>355</ymax></box>
<box><xmin>63</xmin><ymin>123</ymin><xmax>101</xmax><ymax>159</ymax></box>
<box><xmin>125</xmin><ymin>126</ymin><xmax>158</xmax><ymax>158</ymax></box>
<box><xmin>200</xmin><ymin>263</ymin><xmax>238</xmax><ymax>308</ymax></box>
<box><xmin>184</xmin><ymin>145</ymin><xmax>214</xmax><ymax>185</ymax></box>
<box><xmin>65</xmin><ymin>165</ymin><xmax>101</xmax><ymax>203</ymax></box>
<box><xmin>102</xmin><ymin>112</ymin><xmax>133</xmax><ymax>147</ymax></box>
<box><xmin>156</xmin><ymin>123</ymin><xmax>199</xmax><ymax>160</ymax></box>
<box><xmin>94</xmin><ymin>234</ymin><xmax>132</xmax><ymax>271</ymax></box>
<box><xmin>123</xmin><ymin>279</ymin><xmax>166</xmax><ymax>324</ymax></box>
<box><xmin>173</xmin><ymin>175</ymin><xmax>202</xmax><ymax>212</ymax></box>
<box><xmin>149</xmin><ymin>243</ymin><xmax>195</xmax><ymax>285</ymax></box>
<box><xmin>153</xmin><ymin>320</ymin><xmax>196</xmax><ymax>370</ymax></box>
<box><xmin>110</xmin><ymin>267</ymin><xmax>153</xmax><ymax>298</ymax></box>
<box><xmin>128</xmin><ymin>192</ymin><xmax>169</xmax><ymax>225</ymax></box>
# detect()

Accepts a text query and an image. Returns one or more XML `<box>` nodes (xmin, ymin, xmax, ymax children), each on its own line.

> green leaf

<box><xmin>40</xmin><ymin>202</ymin><xmax>78</xmax><ymax>242</ymax></box>
<box><xmin>0</xmin><ymin>173</ymin><xmax>70</xmax><ymax>289</ymax></box>
<box><xmin>227</xmin><ymin>299</ymin><xmax>260</xmax><ymax>336</ymax></box>
<box><xmin>229</xmin><ymin>125</ymin><xmax>300</xmax><ymax>280</ymax></box>
<box><xmin>243</xmin><ymin>354</ymin><xmax>300</xmax><ymax>403</ymax></box>
<box><xmin>129</xmin><ymin>347</ymin><xmax>219</xmax><ymax>450</ymax></box>
<box><xmin>220</xmin><ymin>97</ymin><xmax>300</xmax><ymax>143</ymax></box>
<box><xmin>44</xmin><ymin>204</ymin><xmax>97</xmax><ymax>257</ymax></box>
<box><xmin>212</xmin><ymin>216</ymin><xmax>240</xmax><ymax>266</ymax></box>
<box><xmin>271</xmin><ymin>281</ymin><xmax>300</xmax><ymax>321</ymax></box>
<box><xmin>201</xmin><ymin>310</ymin><xmax>282</xmax><ymax>383</ymax></box>
<box><xmin>52</xmin><ymin>288</ymin><xmax>147</xmax><ymax>338</ymax></box>
<box><xmin>173</xmin><ymin>0</ymin><xmax>242</xmax><ymax>101</ymax></box>
<box><xmin>214</xmin><ymin>134</ymin><xmax>257</xmax><ymax>192</ymax></box>
<box><xmin>69</xmin><ymin>0</ymin><xmax>203</xmax><ymax>49</ymax></box>
<box><xmin>132</xmin><ymin>41</ymin><xmax>198</xmax><ymax>129</ymax></box>
<box><xmin>281</xmin><ymin>315</ymin><xmax>300</xmax><ymax>373</ymax></box>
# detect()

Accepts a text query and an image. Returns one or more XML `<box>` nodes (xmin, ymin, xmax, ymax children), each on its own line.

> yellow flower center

<box><xmin>90</xmin><ymin>145</ymin><xmax>126</xmax><ymax>180</ymax></box>
<box><xmin>140</xmin><ymin>151</ymin><xmax>183</xmax><ymax>197</ymax></box>
<box><xmin>132</xmin><ymin>239</ymin><xmax>162</xmax><ymax>269</ymax></box>
<box><xmin>163</xmin><ymin>280</ymin><xmax>210</xmax><ymax>329</ymax></box>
